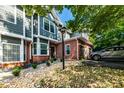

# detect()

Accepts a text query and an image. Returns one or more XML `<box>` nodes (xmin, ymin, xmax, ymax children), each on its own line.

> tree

<box><xmin>22</xmin><ymin>5</ymin><xmax>124</xmax><ymax>49</ymax></box>
<box><xmin>22</xmin><ymin>5</ymin><xmax>64</xmax><ymax>16</ymax></box>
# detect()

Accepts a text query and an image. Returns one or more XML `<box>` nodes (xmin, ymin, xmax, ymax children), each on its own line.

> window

<box><xmin>105</xmin><ymin>48</ymin><xmax>113</xmax><ymax>51</ymax></box>
<box><xmin>3</xmin><ymin>43</ymin><xmax>20</xmax><ymax>62</ymax></box>
<box><xmin>50</xmin><ymin>22</ymin><xmax>54</xmax><ymax>33</ymax></box>
<box><xmin>25</xmin><ymin>16</ymin><xmax>32</xmax><ymax>38</ymax></box>
<box><xmin>33</xmin><ymin>14</ymin><xmax>38</xmax><ymax>35</ymax></box>
<box><xmin>44</xmin><ymin>19</ymin><xmax>49</xmax><ymax>31</ymax></box>
<box><xmin>40</xmin><ymin>43</ymin><xmax>48</xmax><ymax>54</ymax></box>
<box><xmin>65</xmin><ymin>45</ymin><xmax>71</xmax><ymax>55</ymax></box>
<box><xmin>0</xmin><ymin>5</ymin><xmax>16</xmax><ymax>24</ymax></box>
<box><xmin>33</xmin><ymin>43</ymin><xmax>37</xmax><ymax>54</ymax></box>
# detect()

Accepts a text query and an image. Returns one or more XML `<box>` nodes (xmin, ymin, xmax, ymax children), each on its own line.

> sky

<box><xmin>58</xmin><ymin>8</ymin><xmax>74</xmax><ymax>26</ymax></box>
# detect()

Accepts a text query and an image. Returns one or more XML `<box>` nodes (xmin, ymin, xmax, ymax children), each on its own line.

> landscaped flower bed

<box><xmin>35</xmin><ymin>63</ymin><xmax>124</xmax><ymax>88</ymax></box>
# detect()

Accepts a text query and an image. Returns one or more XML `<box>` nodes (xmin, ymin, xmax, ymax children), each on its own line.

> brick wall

<box><xmin>56</xmin><ymin>39</ymin><xmax>78</xmax><ymax>60</ymax></box>
<box><xmin>32</xmin><ymin>55</ymin><xmax>49</xmax><ymax>63</ymax></box>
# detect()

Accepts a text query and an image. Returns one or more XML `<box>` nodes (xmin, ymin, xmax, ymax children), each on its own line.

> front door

<box><xmin>79</xmin><ymin>45</ymin><xmax>84</xmax><ymax>59</ymax></box>
<box><xmin>50</xmin><ymin>47</ymin><xmax>55</xmax><ymax>58</ymax></box>
<box><xmin>24</xmin><ymin>41</ymin><xmax>31</xmax><ymax>64</ymax></box>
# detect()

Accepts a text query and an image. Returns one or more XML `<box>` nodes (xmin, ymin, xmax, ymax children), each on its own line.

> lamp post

<box><xmin>59</xmin><ymin>26</ymin><xmax>66</xmax><ymax>70</ymax></box>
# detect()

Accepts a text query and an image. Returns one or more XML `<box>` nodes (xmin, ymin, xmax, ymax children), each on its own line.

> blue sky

<box><xmin>58</xmin><ymin>8</ymin><xmax>74</xmax><ymax>26</ymax></box>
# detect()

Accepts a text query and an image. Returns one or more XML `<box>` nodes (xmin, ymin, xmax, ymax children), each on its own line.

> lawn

<box><xmin>35</xmin><ymin>62</ymin><xmax>124</xmax><ymax>88</ymax></box>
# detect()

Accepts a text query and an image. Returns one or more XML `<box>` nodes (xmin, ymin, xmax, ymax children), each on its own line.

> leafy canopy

<box><xmin>22</xmin><ymin>5</ymin><xmax>124</xmax><ymax>49</ymax></box>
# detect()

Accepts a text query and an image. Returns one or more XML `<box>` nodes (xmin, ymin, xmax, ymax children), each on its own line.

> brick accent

<box><xmin>32</xmin><ymin>55</ymin><xmax>49</xmax><ymax>63</ymax></box>
<box><xmin>56</xmin><ymin>39</ymin><xmax>78</xmax><ymax>60</ymax></box>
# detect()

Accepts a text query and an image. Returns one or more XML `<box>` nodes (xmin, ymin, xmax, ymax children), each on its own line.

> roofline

<box><xmin>57</xmin><ymin>36</ymin><xmax>93</xmax><ymax>46</ymax></box>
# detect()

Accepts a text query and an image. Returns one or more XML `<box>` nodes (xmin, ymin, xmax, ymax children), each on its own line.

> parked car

<box><xmin>91</xmin><ymin>46</ymin><xmax>124</xmax><ymax>61</ymax></box>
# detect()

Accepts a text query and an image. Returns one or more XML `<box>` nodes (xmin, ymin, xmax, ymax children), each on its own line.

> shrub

<box><xmin>12</xmin><ymin>66</ymin><xmax>22</xmax><ymax>76</ymax></box>
<box><xmin>46</xmin><ymin>61</ymin><xmax>51</xmax><ymax>66</ymax></box>
<box><xmin>50</xmin><ymin>58</ymin><xmax>54</xmax><ymax>63</ymax></box>
<box><xmin>31</xmin><ymin>63</ymin><xmax>37</xmax><ymax>69</ymax></box>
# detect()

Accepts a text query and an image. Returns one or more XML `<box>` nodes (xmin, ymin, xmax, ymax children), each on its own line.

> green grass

<box><xmin>36</xmin><ymin>63</ymin><xmax>124</xmax><ymax>88</ymax></box>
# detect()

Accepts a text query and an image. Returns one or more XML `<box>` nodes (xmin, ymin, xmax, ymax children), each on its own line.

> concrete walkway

<box><xmin>0</xmin><ymin>72</ymin><xmax>12</xmax><ymax>81</ymax></box>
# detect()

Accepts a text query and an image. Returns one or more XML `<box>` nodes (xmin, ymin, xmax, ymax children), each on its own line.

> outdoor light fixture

<box><xmin>59</xmin><ymin>26</ymin><xmax>67</xmax><ymax>70</ymax></box>
<box><xmin>53</xmin><ymin>20</ymin><xmax>67</xmax><ymax>70</ymax></box>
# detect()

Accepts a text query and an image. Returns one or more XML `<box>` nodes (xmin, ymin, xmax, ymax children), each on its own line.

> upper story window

<box><xmin>50</xmin><ymin>22</ymin><xmax>54</xmax><ymax>33</ymax></box>
<box><xmin>0</xmin><ymin>5</ymin><xmax>16</xmax><ymax>24</ymax></box>
<box><xmin>33</xmin><ymin>13</ymin><xmax>38</xmax><ymax>35</ymax></box>
<box><xmin>44</xmin><ymin>19</ymin><xmax>49</xmax><ymax>31</ymax></box>
<box><xmin>43</xmin><ymin>18</ymin><xmax>56</xmax><ymax>33</ymax></box>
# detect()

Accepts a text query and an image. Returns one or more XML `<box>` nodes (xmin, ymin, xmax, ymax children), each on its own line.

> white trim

<box><xmin>48</xmin><ymin>40</ymin><xmax>50</xmax><ymax>55</ymax></box>
<box><xmin>50</xmin><ymin>21</ymin><xmax>55</xmax><ymax>33</ymax></box>
<box><xmin>38</xmin><ymin>34</ymin><xmax>58</xmax><ymax>42</ymax></box>
<box><xmin>32</xmin><ymin>42</ymin><xmax>37</xmax><ymax>55</ymax></box>
<box><xmin>65</xmin><ymin>44</ymin><xmax>71</xmax><ymax>55</ymax></box>
<box><xmin>40</xmin><ymin>42</ymin><xmax>49</xmax><ymax>55</ymax></box>
<box><xmin>31</xmin><ymin>15</ymin><xmax>33</xmax><ymax>39</ymax></box>
<box><xmin>43</xmin><ymin>17</ymin><xmax>44</xmax><ymax>31</ymax></box>
<box><xmin>0</xmin><ymin>35</ymin><xmax>3</xmax><ymax>63</ymax></box>
<box><xmin>20</xmin><ymin>39</ymin><xmax>24</xmax><ymax>62</ymax></box>
<box><xmin>43</xmin><ymin>17</ymin><xmax>55</xmax><ymax>34</ymax></box>
<box><xmin>14</xmin><ymin>5</ymin><xmax>17</xmax><ymax>24</ymax></box>
<box><xmin>0</xmin><ymin>30</ymin><xmax>32</xmax><ymax>41</ymax></box>
<box><xmin>37</xmin><ymin>38</ymin><xmax>40</xmax><ymax>55</ymax></box>
<box><xmin>33</xmin><ymin>55</ymin><xmax>49</xmax><ymax>57</ymax></box>
<box><xmin>2</xmin><ymin>43</ymin><xmax>21</xmax><ymax>63</ymax></box>
<box><xmin>2</xmin><ymin>42</ymin><xmax>21</xmax><ymax>45</ymax></box>
<box><xmin>23</xmin><ymin>8</ymin><xmax>25</xmax><ymax>37</ymax></box>
<box><xmin>38</xmin><ymin>15</ymin><xmax>40</xmax><ymax>36</ymax></box>
<box><xmin>1</xmin><ymin>61</ymin><xmax>25</xmax><ymax>64</ymax></box>
<box><xmin>43</xmin><ymin>17</ymin><xmax>49</xmax><ymax>32</ymax></box>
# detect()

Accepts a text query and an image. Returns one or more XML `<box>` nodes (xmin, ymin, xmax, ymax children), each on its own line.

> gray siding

<box><xmin>0</xmin><ymin>5</ymin><xmax>32</xmax><ymax>38</ymax></box>
<box><xmin>0</xmin><ymin>5</ymin><xmax>23</xmax><ymax>35</ymax></box>
<box><xmin>40</xmin><ymin>16</ymin><xmax>57</xmax><ymax>40</ymax></box>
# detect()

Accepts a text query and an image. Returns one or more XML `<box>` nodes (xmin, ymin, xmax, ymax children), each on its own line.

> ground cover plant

<box><xmin>35</xmin><ymin>63</ymin><xmax>124</xmax><ymax>88</ymax></box>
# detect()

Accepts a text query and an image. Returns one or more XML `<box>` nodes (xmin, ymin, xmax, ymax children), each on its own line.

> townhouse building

<box><xmin>0</xmin><ymin>5</ymin><xmax>92</xmax><ymax>69</ymax></box>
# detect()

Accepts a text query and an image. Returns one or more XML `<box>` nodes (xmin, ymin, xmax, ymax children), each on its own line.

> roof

<box><xmin>57</xmin><ymin>36</ymin><xmax>93</xmax><ymax>47</ymax></box>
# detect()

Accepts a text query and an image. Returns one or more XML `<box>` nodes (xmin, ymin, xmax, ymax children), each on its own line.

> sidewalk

<box><xmin>0</xmin><ymin>72</ymin><xmax>13</xmax><ymax>81</ymax></box>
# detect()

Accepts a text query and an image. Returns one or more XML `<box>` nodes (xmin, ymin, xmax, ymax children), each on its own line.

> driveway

<box><xmin>83</xmin><ymin>60</ymin><xmax>124</xmax><ymax>69</ymax></box>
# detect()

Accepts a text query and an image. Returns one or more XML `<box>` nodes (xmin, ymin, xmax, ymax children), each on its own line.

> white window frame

<box><xmin>2</xmin><ymin>42</ymin><xmax>21</xmax><ymax>63</ymax></box>
<box><xmin>40</xmin><ymin>42</ymin><xmax>48</xmax><ymax>55</ymax></box>
<box><xmin>43</xmin><ymin>18</ymin><xmax>50</xmax><ymax>32</ymax></box>
<box><xmin>0</xmin><ymin>5</ymin><xmax>17</xmax><ymax>24</ymax></box>
<box><xmin>50</xmin><ymin>22</ymin><xmax>55</xmax><ymax>34</ymax></box>
<box><xmin>43</xmin><ymin>17</ymin><xmax>55</xmax><ymax>34</ymax></box>
<box><xmin>33</xmin><ymin>42</ymin><xmax>37</xmax><ymax>55</ymax></box>
<box><xmin>65</xmin><ymin>44</ymin><xmax>71</xmax><ymax>55</ymax></box>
